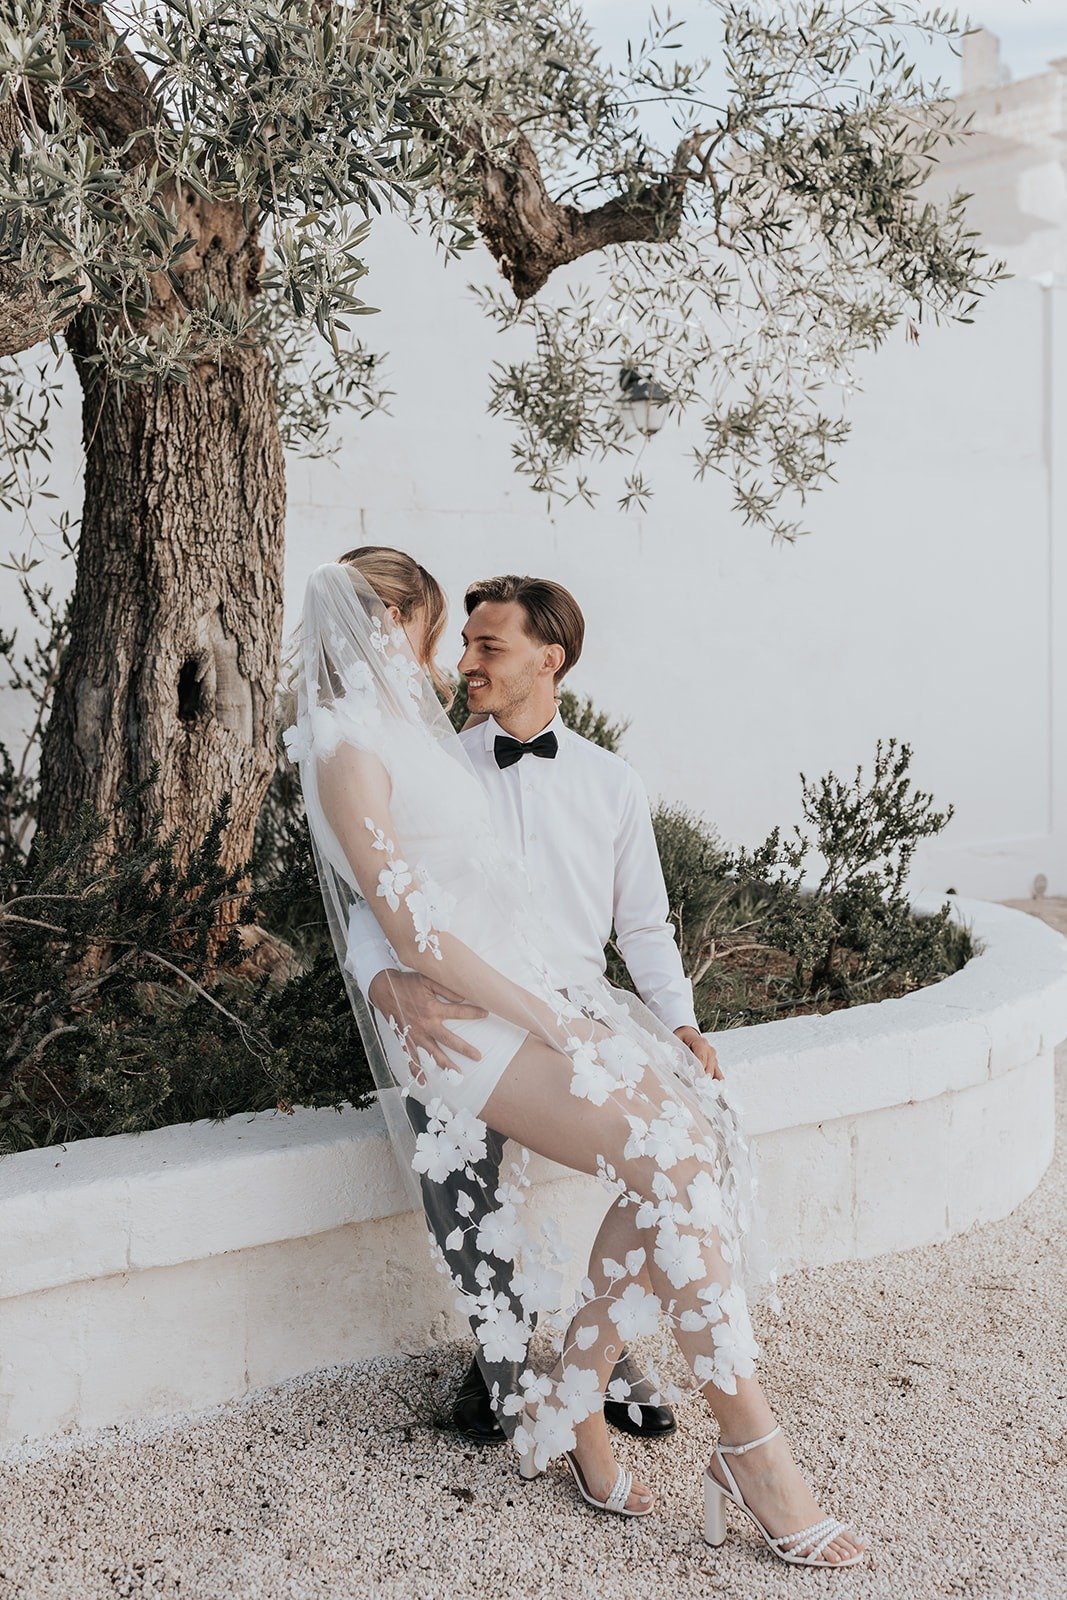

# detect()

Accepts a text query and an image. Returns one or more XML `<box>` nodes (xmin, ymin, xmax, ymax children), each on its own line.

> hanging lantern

<box><xmin>618</xmin><ymin>365</ymin><xmax>669</xmax><ymax>437</ymax></box>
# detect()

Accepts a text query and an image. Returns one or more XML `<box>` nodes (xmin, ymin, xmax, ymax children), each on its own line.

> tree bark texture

<box><xmin>35</xmin><ymin>194</ymin><xmax>286</xmax><ymax>885</ymax></box>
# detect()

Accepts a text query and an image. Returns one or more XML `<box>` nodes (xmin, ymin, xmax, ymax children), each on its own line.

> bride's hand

<box><xmin>675</xmin><ymin>1026</ymin><xmax>723</xmax><ymax>1080</ymax></box>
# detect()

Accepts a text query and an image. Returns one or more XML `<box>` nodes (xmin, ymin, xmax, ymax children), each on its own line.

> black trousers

<box><xmin>403</xmin><ymin>1093</ymin><xmax>644</xmax><ymax>1415</ymax></box>
<box><xmin>404</xmin><ymin>1093</ymin><xmax>526</xmax><ymax>1410</ymax></box>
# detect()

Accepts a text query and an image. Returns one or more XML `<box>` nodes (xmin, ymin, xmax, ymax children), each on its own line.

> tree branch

<box><xmin>468</xmin><ymin>120</ymin><xmax>701</xmax><ymax>300</ymax></box>
<box><xmin>2</xmin><ymin>2</ymin><xmax>259</xmax><ymax>361</ymax></box>
<box><xmin>0</xmin><ymin>1</ymin><xmax>158</xmax><ymax>358</ymax></box>
<box><xmin>30</xmin><ymin>0</ymin><xmax>160</xmax><ymax>165</ymax></box>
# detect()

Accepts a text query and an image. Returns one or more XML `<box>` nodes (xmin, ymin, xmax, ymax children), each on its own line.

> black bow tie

<box><xmin>493</xmin><ymin>730</ymin><xmax>559</xmax><ymax>770</ymax></box>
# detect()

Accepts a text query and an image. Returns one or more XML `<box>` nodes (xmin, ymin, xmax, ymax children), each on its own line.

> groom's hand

<box><xmin>367</xmin><ymin>969</ymin><xmax>488</xmax><ymax>1072</ymax></box>
<box><xmin>675</xmin><ymin>1026</ymin><xmax>723</xmax><ymax>1080</ymax></box>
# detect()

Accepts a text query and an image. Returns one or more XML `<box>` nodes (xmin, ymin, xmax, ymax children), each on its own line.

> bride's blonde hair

<box><xmin>339</xmin><ymin>545</ymin><xmax>452</xmax><ymax>704</ymax></box>
<box><xmin>277</xmin><ymin>545</ymin><xmax>453</xmax><ymax>745</ymax></box>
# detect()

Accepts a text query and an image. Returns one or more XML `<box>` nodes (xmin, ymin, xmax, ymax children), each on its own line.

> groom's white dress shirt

<box><xmin>345</xmin><ymin>708</ymin><xmax>698</xmax><ymax>1034</ymax></box>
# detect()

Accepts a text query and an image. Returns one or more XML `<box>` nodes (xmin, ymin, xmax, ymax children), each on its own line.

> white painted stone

<box><xmin>243</xmin><ymin>1214</ymin><xmax>460</xmax><ymax>1389</ymax></box>
<box><xmin>0</xmin><ymin>1177</ymin><xmax>132</xmax><ymax>1299</ymax></box>
<box><xmin>0</xmin><ymin>1294</ymin><xmax>83</xmax><ymax>1441</ymax></box>
<box><xmin>885</xmin><ymin>998</ymin><xmax>995</xmax><ymax>1102</ymax></box>
<box><xmin>75</xmin><ymin>1259</ymin><xmax>252</xmax><ymax>1434</ymax></box>
<box><xmin>0</xmin><ymin>1106</ymin><xmax>410</xmax><ymax>1299</ymax></box>
<box><xmin>0</xmin><ymin>896</ymin><xmax>1065</xmax><ymax>1444</ymax></box>
<box><xmin>851</xmin><ymin>1094</ymin><xmax>953</xmax><ymax>1260</ymax></box>
<box><xmin>946</xmin><ymin>1049</ymin><xmax>1057</xmax><ymax>1234</ymax></box>
<box><xmin>750</xmin><ymin>1118</ymin><xmax>856</xmax><ymax>1273</ymax></box>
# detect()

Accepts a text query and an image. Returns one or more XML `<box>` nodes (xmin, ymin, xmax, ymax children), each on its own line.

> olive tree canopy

<box><xmin>0</xmin><ymin>0</ymin><xmax>999</xmax><ymax>876</ymax></box>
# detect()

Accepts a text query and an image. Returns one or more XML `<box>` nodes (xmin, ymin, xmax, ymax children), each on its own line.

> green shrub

<box><xmin>710</xmin><ymin>737</ymin><xmax>975</xmax><ymax>1018</ymax></box>
<box><xmin>611</xmin><ymin>740</ymin><xmax>976</xmax><ymax>1030</ymax></box>
<box><xmin>251</xmin><ymin>729</ymin><xmax>328</xmax><ymax>962</ymax></box>
<box><xmin>0</xmin><ymin>776</ymin><xmax>372</xmax><ymax>1156</ymax></box>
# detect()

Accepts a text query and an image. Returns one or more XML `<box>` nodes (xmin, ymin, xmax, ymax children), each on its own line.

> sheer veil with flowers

<box><xmin>282</xmin><ymin>560</ymin><xmax>777</xmax><ymax>1469</ymax></box>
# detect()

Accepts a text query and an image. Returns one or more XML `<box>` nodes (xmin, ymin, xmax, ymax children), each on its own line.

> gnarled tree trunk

<box><xmin>35</xmin><ymin>196</ymin><xmax>286</xmax><ymax>890</ymax></box>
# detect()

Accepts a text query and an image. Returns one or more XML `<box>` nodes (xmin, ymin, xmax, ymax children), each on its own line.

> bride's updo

<box><xmin>337</xmin><ymin>545</ymin><xmax>452</xmax><ymax>705</ymax></box>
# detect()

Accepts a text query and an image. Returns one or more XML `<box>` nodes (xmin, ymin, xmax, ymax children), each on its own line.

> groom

<box><xmin>345</xmin><ymin>573</ymin><xmax>720</xmax><ymax>1443</ymax></box>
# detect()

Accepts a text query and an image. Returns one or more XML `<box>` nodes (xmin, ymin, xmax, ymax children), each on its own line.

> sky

<box><xmin>581</xmin><ymin>1</ymin><xmax>1067</xmax><ymax>95</ymax></box>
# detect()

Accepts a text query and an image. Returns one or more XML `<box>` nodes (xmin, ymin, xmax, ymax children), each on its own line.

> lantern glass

<box><xmin>619</xmin><ymin>367</ymin><xmax>669</xmax><ymax>437</ymax></box>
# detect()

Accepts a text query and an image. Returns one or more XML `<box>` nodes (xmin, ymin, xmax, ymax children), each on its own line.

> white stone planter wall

<box><xmin>2</xmin><ymin>894</ymin><xmax>1065</xmax><ymax>1447</ymax></box>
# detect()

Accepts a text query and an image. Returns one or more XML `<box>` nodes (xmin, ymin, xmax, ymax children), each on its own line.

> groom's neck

<box><xmin>492</xmin><ymin>692</ymin><xmax>558</xmax><ymax>744</ymax></box>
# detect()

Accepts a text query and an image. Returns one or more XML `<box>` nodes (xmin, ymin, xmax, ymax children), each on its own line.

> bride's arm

<box><xmin>315</xmin><ymin>741</ymin><xmax>570</xmax><ymax>1049</ymax></box>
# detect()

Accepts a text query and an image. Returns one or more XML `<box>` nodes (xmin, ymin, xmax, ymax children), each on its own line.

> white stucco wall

<box><xmin>3</xmin><ymin>61</ymin><xmax>1067</xmax><ymax>898</ymax></box>
<box><xmin>936</xmin><ymin>42</ymin><xmax>1067</xmax><ymax>280</ymax></box>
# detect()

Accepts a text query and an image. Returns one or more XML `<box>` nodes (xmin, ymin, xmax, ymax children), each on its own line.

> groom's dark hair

<box><xmin>464</xmin><ymin>574</ymin><xmax>584</xmax><ymax>685</ymax></box>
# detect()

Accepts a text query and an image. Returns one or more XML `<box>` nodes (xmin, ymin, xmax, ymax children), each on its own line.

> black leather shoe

<box><xmin>452</xmin><ymin>1356</ymin><xmax>505</xmax><ymax>1443</ymax></box>
<box><xmin>451</xmin><ymin>1353</ymin><xmax>677</xmax><ymax>1442</ymax></box>
<box><xmin>604</xmin><ymin>1397</ymin><xmax>677</xmax><ymax>1438</ymax></box>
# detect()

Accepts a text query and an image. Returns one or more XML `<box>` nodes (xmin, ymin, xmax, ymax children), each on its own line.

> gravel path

<box><xmin>2</xmin><ymin>920</ymin><xmax>1064</xmax><ymax>1600</ymax></box>
<box><xmin>3</xmin><ymin>1055</ymin><xmax>1063</xmax><ymax>1600</ymax></box>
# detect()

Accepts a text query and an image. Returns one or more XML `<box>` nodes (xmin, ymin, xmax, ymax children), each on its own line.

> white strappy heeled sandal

<box><xmin>563</xmin><ymin>1450</ymin><xmax>652</xmax><ymax>1518</ymax></box>
<box><xmin>517</xmin><ymin>1436</ymin><xmax>652</xmax><ymax>1518</ymax></box>
<box><xmin>703</xmin><ymin>1423</ymin><xmax>865</xmax><ymax>1568</ymax></box>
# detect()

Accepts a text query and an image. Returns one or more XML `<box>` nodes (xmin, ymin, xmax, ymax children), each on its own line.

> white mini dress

<box><xmin>371</xmin><ymin>995</ymin><xmax>530</xmax><ymax>1118</ymax></box>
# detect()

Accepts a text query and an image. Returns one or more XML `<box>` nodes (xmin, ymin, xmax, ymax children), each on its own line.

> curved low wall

<box><xmin>1</xmin><ymin>893</ymin><xmax>1065</xmax><ymax>1447</ymax></box>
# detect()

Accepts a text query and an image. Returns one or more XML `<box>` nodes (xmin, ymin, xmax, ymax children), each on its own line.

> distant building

<box><xmin>925</xmin><ymin>29</ymin><xmax>1067</xmax><ymax>280</ymax></box>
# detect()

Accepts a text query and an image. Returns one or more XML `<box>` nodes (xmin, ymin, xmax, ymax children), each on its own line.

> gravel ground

<box><xmin>2</xmin><ymin>917</ymin><xmax>1064</xmax><ymax>1600</ymax></box>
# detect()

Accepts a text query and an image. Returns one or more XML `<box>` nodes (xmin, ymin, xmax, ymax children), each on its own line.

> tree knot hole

<box><xmin>178</xmin><ymin>655</ymin><xmax>209</xmax><ymax>723</ymax></box>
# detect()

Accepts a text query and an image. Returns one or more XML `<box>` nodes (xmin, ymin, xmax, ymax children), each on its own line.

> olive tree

<box><xmin>0</xmin><ymin>0</ymin><xmax>999</xmax><ymax>882</ymax></box>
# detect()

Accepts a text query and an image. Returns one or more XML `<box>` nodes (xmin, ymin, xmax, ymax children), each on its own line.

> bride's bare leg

<box><xmin>481</xmin><ymin>1038</ymin><xmax>866</xmax><ymax>1564</ymax></box>
<box><xmin>548</xmin><ymin>1196</ymin><xmax>656</xmax><ymax>1512</ymax></box>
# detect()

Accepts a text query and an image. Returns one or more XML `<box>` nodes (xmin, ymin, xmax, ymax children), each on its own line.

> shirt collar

<box><xmin>482</xmin><ymin>707</ymin><xmax>567</xmax><ymax>753</ymax></box>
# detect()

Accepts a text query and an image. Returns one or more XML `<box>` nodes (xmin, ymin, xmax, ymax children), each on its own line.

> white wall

<box><xmin>279</xmin><ymin>219</ymin><xmax>1067</xmax><ymax>898</ymax></box>
<box><xmin>4</xmin><ymin>223</ymin><xmax>1067</xmax><ymax>899</ymax></box>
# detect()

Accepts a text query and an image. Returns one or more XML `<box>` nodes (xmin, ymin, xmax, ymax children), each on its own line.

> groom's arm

<box><xmin>612</xmin><ymin>767</ymin><xmax>720</xmax><ymax>1076</ymax></box>
<box><xmin>345</xmin><ymin>900</ymin><xmax>488</xmax><ymax>1067</ymax></box>
<box><xmin>345</xmin><ymin>899</ymin><xmax>402</xmax><ymax>996</ymax></box>
<box><xmin>611</xmin><ymin>767</ymin><xmax>697</xmax><ymax>1032</ymax></box>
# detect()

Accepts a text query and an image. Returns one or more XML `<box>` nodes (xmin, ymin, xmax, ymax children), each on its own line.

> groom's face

<box><xmin>459</xmin><ymin>601</ymin><xmax>550</xmax><ymax>717</ymax></box>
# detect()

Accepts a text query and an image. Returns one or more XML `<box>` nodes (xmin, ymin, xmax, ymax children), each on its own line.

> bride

<box><xmin>282</xmin><ymin>550</ymin><xmax>866</xmax><ymax>1569</ymax></box>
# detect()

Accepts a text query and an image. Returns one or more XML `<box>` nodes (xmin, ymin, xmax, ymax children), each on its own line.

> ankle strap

<box><xmin>716</xmin><ymin>1423</ymin><xmax>781</xmax><ymax>1456</ymax></box>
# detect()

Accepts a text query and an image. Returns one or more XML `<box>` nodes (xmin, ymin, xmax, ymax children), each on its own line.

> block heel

<box><xmin>703</xmin><ymin>1473</ymin><xmax>727</xmax><ymax>1546</ymax></box>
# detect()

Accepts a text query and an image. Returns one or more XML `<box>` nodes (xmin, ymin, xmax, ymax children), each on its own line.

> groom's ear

<box><xmin>542</xmin><ymin>642</ymin><xmax>566</xmax><ymax>679</ymax></box>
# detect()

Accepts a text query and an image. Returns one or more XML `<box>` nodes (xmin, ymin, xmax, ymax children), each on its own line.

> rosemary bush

<box><xmin>610</xmin><ymin>750</ymin><xmax>976</xmax><ymax>1032</ymax></box>
<box><xmin>0</xmin><ymin>779</ymin><xmax>369</xmax><ymax>1155</ymax></box>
